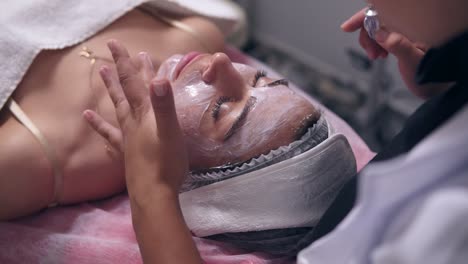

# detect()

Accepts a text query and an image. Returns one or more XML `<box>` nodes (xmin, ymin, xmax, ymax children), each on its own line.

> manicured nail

<box><xmin>107</xmin><ymin>39</ymin><xmax>118</xmax><ymax>54</ymax></box>
<box><xmin>375</xmin><ymin>28</ymin><xmax>389</xmax><ymax>43</ymax></box>
<box><xmin>99</xmin><ymin>65</ymin><xmax>108</xmax><ymax>75</ymax></box>
<box><xmin>83</xmin><ymin>110</ymin><xmax>93</xmax><ymax>121</ymax></box>
<box><xmin>139</xmin><ymin>52</ymin><xmax>154</xmax><ymax>71</ymax></box>
<box><xmin>99</xmin><ymin>66</ymin><xmax>110</xmax><ymax>86</ymax></box>
<box><xmin>152</xmin><ymin>80</ymin><xmax>168</xmax><ymax>97</ymax></box>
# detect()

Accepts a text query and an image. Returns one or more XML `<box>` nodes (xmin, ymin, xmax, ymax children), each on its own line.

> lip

<box><xmin>174</xmin><ymin>51</ymin><xmax>203</xmax><ymax>80</ymax></box>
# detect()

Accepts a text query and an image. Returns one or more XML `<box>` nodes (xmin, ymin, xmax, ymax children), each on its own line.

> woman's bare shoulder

<box><xmin>178</xmin><ymin>16</ymin><xmax>226</xmax><ymax>52</ymax></box>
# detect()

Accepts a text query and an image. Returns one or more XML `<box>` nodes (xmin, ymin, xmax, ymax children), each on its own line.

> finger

<box><xmin>374</xmin><ymin>28</ymin><xmax>425</xmax><ymax>60</ymax></box>
<box><xmin>341</xmin><ymin>8</ymin><xmax>367</xmax><ymax>32</ymax></box>
<box><xmin>358</xmin><ymin>27</ymin><xmax>392</xmax><ymax>60</ymax></box>
<box><xmin>99</xmin><ymin>65</ymin><xmax>130</xmax><ymax>125</ymax></box>
<box><xmin>149</xmin><ymin>79</ymin><xmax>182</xmax><ymax>140</ymax></box>
<box><xmin>359</xmin><ymin>27</ymin><xmax>384</xmax><ymax>60</ymax></box>
<box><xmin>415</xmin><ymin>42</ymin><xmax>429</xmax><ymax>52</ymax></box>
<box><xmin>379</xmin><ymin>49</ymin><xmax>389</xmax><ymax>58</ymax></box>
<box><xmin>107</xmin><ymin>39</ymin><xmax>149</xmax><ymax>112</ymax></box>
<box><xmin>375</xmin><ymin>44</ymin><xmax>389</xmax><ymax>59</ymax></box>
<box><xmin>83</xmin><ymin>110</ymin><xmax>124</xmax><ymax>152</ymax></box>
<box><xmin>138</xmin><ymin>52</ymin><xmax>156</xmax><ymax>86</ymax></box>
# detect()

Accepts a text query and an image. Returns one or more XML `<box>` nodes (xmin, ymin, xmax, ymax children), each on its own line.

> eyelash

<box><xmin>211</xmin><ymin>71</ymin><xmax>287</xmax><ymax>121</ymax></box>
<box><xmin>224</xmin><ymin>96</ymin><xmax>257</xmax><ymax>140</ymax></box>
<box><xmin>252</xmin><ymin>70</ymin><xmax>267</xmax><ymax>86</ymax></box>
<box><xmin>252</xmin><ymin>70</ymin><xmax>289</xmax><ymax>87</ymax></box>
<box><xmin>267</xmin><ymin>79</ymin><xmax>289</xmax><ymax>87</ymax></box>
<box><xmin>212</xmin><ymin>96</ymin><xmax>233</xmax><ymax>120</ymax></box>
<box><xmin>211</xmin><ymin>70</ymin><xmax>265</xmax><ymax>120</ymax></box>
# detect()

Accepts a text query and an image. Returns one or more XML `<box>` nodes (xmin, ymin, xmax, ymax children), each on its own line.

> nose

<box><xmin>202</xmin><ymin>53</ymin><xmax>247</xmax><ymax>99</ymax></box>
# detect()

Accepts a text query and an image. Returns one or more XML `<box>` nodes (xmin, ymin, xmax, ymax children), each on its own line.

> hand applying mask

<box><xmin>341</xmin><ymin>8</ymin><xmax>451</xmax><ymax>99</ymax></box>
<box><xmin>83</xmin><ymin>39</ymin><xmax>201</xmax><ymax>264</ymax></box>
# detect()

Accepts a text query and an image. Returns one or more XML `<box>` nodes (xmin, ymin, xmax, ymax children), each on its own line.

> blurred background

<box><xmin>232</xmin><ymin>0</ymin><xmax>423</xmax><ymax>152</ymax></box>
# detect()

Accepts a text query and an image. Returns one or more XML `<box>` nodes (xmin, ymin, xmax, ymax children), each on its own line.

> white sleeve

<box><xmin>370</xmin><ymin>188</ymin><xmax>468</xmax><ymax>264</ymax></box>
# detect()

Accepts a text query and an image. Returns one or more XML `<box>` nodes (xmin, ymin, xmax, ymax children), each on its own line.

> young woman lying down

<box><xmin>0</xmin><ymin>1</ymin><xmax>357</xmax><ymax>257</ymax></box>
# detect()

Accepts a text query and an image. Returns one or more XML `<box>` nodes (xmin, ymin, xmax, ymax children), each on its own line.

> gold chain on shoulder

<box><xmin>79</xmin><ymin>46</ymin><xmax>97</xmax><ymax>65</ymax></box>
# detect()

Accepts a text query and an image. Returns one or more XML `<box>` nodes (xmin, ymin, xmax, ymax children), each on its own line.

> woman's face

<box><xmin>157</xmin><ymin>52</ymin><xmax>319</xmax><ymax>169</ymax></box>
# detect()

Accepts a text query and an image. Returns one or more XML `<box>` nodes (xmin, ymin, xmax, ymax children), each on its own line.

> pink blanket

<box><xmin>0</xmin><ymin>194</ymin><xmax>292</xmax><ymax>263</ymax></box>
<box><xmin>0</xmin><ymin>49</ymin><xmax>373</xmax><ymax>264</ymax></box>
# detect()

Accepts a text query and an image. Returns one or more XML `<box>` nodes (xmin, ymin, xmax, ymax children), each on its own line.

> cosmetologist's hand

<box><xmin>83</xmin><ymin>39</ymin><xmax>189</xmax><ymax>197</ymax></box>
<box><xmin>342</xmin><ymin>8</ymin><xmax>451</xmax><ymax>99</ymax></box>
<box><xmin>84</xmin><ymin>40</ymin><xmax>201</xmax><ymax>264</ymax></box>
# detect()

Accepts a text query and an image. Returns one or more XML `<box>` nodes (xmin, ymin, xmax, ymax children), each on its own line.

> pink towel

<box><xmin>0</xmin><ymin>193</ymin><xmax>292</xmax><ymax>264</ymax></box>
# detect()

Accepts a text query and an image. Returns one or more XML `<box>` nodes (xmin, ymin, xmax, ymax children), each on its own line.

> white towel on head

<box><xmin>0</xmin><ymin>0</ymin><xmax>245</xmax><ymax>111</ymax></box>
<box><xmin>180</xmin><ymin>128</ymin><xmax>357</xmax><ymax>237</ymax></box>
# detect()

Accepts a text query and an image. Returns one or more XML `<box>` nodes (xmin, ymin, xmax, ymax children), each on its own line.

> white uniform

<box><xmin>298</xmin><ymin>30</ymin><xmax>468</xmax><ymax>264</ymax></box>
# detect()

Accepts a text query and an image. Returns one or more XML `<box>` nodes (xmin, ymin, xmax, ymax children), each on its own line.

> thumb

<box><xmin>149</xmin><ymin>79</ymin><xmax>182</xmax><ymax>140</ymax></box>
<box><xmin>375</xmin><ymin>27</ymin><xmax>425</xmax><ymax>60</ymax></box>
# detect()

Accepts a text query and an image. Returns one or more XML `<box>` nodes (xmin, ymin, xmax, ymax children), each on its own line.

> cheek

<box><xmin>172</xmin><ymin>79</ymin><xmax>216</xmax><ymax>127</ymax></box>
<box><xmin>184</xmin><ymin>133</ymin><xmax>230</xmax><ymax>169</ymax></box>
<box><xmin>176</xmin><ymin>103</ymin><xmax>208</xmax><ymax>143</ymax></box>
<box><xmin>176</xmin><ymin>104</ymin><xmax>231</xmax><ymax>168</ymax></box>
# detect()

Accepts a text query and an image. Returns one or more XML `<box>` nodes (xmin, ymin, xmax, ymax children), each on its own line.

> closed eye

<box><xmin>252</xmin><ymin>70</ymin><xmax>289</xmax><ymax>88</ymax></box>
<box><xmin>252</xmin><ymin>70</ymin><xmax>267</xmax><ymax>86</ymax></box>
<box><xmin>224</xmin><ymin>96</ymin><xmax>257</xmax><ymax>140</ymax></box>
<box><xmin>267</xmin><ymin>79</ymin><xmax>289</xmax><ymax>87</ymax></box>
<box><xmin>211</xmin><ymin>96</ymin><xmax>234</xmax><ymax>121</ymax></box>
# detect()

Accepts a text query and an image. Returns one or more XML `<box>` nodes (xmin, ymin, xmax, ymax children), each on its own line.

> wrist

<box><xmin>124</xmin><ymin>155</ymin><xmax>185</xmax><ymax>195</ymax></box>
<box><xmin>130</xmin><ymin>186</ymin><xmax>181</xmax><ymax>235</ymax></box>
<box><xmin>129</xmin><ymin>184</ymin><xmax>179</xmax><ymax>215</ymax></box>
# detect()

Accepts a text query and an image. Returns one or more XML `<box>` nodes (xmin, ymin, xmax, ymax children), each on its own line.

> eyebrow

<box><xmin>224</xmin><ymin>96</ymin><xmax>257</xmax><ymax>140</ymax></box>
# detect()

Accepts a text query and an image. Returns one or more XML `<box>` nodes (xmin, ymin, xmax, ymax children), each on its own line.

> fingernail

<box><xmin>107</xmin><ymin>40</ymin><xmax>114</xmax><ymax>49</ymax></box>
<box><xmin>99</xmin><ymin>66</ymin><xmax>110</xmax><ymax>86</ymax></box>
<box><xmin>340</xmin><ymin>20</ymin><xmax>349</xmax><ymax>30</ymax></box>
<box><xmin>107</xmin><ymin>39</ymin><xmax>117</xmax><ymax>53</ymax></box>
<box><xmin>375</xmin><ymin>28</ymin><xmax>389</xmax><ymax>43</ymax></box>
<box><xmin>140</xmin><ymin>52</ymin><xmax>154</xmax><ymax>71</ymax></box>
<box><xmin>99</xmin><ymin>66</ymin><xmax>108</xmax><ymax>75</ymax></box>
<box><xmin>83</xmin><ymin>110</ymin><xmax>93</xmax><ymax>121</ymax></box>
<box><xmin>152</xmin><ymin>80</ymin><xmax>168</xmax><ymax>97</ymax></box>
